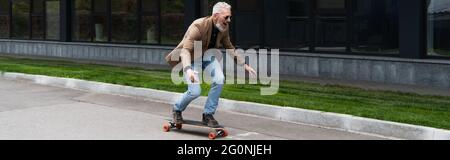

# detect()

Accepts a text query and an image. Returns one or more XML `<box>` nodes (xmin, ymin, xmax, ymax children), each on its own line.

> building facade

<box><xmin>0</xmin><ymin>0</ymin><xmax>450</xmax><ymax>89</ymax></box>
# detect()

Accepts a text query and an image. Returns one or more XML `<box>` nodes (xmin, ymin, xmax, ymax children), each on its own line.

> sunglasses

<box><xmin>224</xmin><ymin>15</ymin><xmax>232</xmax><ymax>21</ymax></box>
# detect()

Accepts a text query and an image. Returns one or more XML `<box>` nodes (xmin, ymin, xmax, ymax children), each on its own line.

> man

<box><xmin>165</xmin><ymin>2</ymin><xmax>257</xmax><ymax>127</ymax></box>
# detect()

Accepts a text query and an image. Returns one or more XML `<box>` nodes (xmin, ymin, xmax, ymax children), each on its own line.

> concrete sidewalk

<box><xmin>0</xmin><ymin>77</ymin><xmax>385</xmax><ymax>140</ymax></box>
<box><xmin>2</xmin><ymin>72</ymin><xmax>450</xmax><ymax>140</ymax></box>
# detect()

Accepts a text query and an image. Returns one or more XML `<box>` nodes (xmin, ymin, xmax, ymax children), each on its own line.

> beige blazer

<box><xmin>165</xmin><ymin>16</ymin><xmax>245</xmax><ymax>68</ymax></box>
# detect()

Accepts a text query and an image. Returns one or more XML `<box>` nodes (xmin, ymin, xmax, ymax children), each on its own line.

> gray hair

<box><xmin>212</xmin><ymin>2</ymin><xmax>231</xmax><ymax>15</ymax></box>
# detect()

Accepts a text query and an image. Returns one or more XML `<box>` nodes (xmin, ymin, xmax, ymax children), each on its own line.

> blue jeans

<box><xmin>173</xmin><ymin>60</ymin><xmax>224</xmax><ymax>115</ymax></box>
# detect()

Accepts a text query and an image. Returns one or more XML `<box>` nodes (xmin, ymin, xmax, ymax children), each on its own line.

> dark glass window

<box><xmin>0</xmin><ymin>15</ymin><xmax>8</xmax><ymax>38</ymax></box>
<box><xmin>317</xmin><ymin>0</ymin><xmax>345</xmax><ymax>10</ymax></box>
<box><xmin>289</xmin><ymin>0</ymin><xmax>309</xmax><ymax>17</ymax></box>
<box><xmin>46</xmin><ymin>0</ymin><xmax>60</xmax><ymax>40</ymax></box>
<box><xmin>142</xmin><ymin>15</ymin><xmax>159</xmax><ymax>44</ymax></box>
<box><xmin>0</xmin><ymin>0</ymin><xmax>9</xmax><ymax>14</ymax></box>
<box><xmin>32</xmin><ymin>0</ymin><xmax>45</xmax><ymax>39</ymax></box>
<box><xmin>286</xmin><ymin>0</ymin><xmax>310</xmax><ymax>50</ymax></box>
<box><xmin>235</xmin><ymin>0</ymin><xmax>261</xmax><ymax>48</ymax></box>
<box><xmin>161</xmin><ymin>0</ymin><xmax>184</xmax><ymax>45</ymax></box>
<box><xmin>237</xmin><ymin>0</ymin><xmax>258</xmax><ymax>12</ymax></box>
<box><xmin>93</xmin><ymin>0</ymin><xmax>108</xmax><ymax>42</ymax></box>
<box><xmin>94</xmin><ymin>0</ymin><xmax>107</xmax><ymax>13</ymax></box>
<box><xmin>111</xmin><ymin>0</ymin><xmax>138</xmax><ymax>43</ymax></box>
<box><xmin>141</xmin><ymin>0</ymin><xmax>159</xmax><ymax>44</ymax></box>
<box><xmin>352</xmin><ymin>0</ymin><xmax>398</xmax><ymax>54</ymax></box>
<box><xmin>12</xmin><ymin>0</ymin><xmax>30</xmax><ymax>39</ymax></box>
<box><xmin>315</xmin><ymin>0</ymin><xmax>346</xmax><ymax>52</ymax></box>
<box><xmin>0</xmin><ymin>0</ymin><xmax>10</xmax><ymax>38</ymax></box>
<box><xmin>73</xmin><ymin>0</ymin><xmax>92</xmax><ymax>41</ymax></box>
<box><xmin>31</xmin><ymin>16</ymin><xmax>44</xmax><ymax>39</ymax></box>
<box><xmin>142</xmin><ymin>0</ymin><xmax>158</xmax><ymax>13</ymax></box>
<box><xmin>71</xmin><ymin>0</ymin><xmax>185</xmax><ymax>45</ymax></box>
<box><xmin>427</xmin><ymin>0</ymin><xmax>450</xmax><ymax>57</ymax></box>
<box><xmin>33</xmin><ymin>0</ymin><xmax>44</xmax><ymax>14</ymax></box>
<box><xmin>93</xmin><ymin>15</ymin><xmax>108</xmax><ymax>41</ymax></box>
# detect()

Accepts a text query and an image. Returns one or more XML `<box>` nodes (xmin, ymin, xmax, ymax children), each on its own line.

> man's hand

<box><xmin>244</xmin><ymin>64</ymin><xmax>257</xmax><ymax>78</ymax></box>
<box><xmin>185</xmin><ymin>68</ymin><xmax>198</xmax><ymax>83</ymax></box>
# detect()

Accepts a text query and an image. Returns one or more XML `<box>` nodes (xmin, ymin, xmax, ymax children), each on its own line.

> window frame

<box><xmin>70</xmin><ymin>0</ymin><xmax>185</xmax><ymax>46</ymax></box>
<box><xmin>1</xmin><ymin>0</ymin><xmax>61</xmax><ymax>41</ymax></box>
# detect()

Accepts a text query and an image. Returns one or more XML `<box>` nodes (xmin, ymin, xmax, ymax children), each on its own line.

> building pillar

<box><xmin>60</xmin><ymin>0</ymin><xmax>71</xmax><ymax>42</ymax></box>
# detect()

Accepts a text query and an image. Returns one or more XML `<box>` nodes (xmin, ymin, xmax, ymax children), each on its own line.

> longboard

<box><xmin>163</xmin><ymin>119</ymin><xmax>228</xmax><ymax>140</ymax></box>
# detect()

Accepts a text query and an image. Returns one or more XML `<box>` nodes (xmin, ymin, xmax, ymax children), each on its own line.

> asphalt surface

<box><xmin>0</xmin><ymin>78</ymin><xmax>387</xmax><ymax>140</ymax></box>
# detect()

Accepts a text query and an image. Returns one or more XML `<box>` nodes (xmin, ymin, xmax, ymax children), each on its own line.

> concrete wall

<box><xmin>1</xmin><ymin>40</ymin><xmax>450</xmax><ymax>89</ymax></box>
<box><xmin>0</xmin><ymin>40</ymin><xmax>170</xmax><ymax>66</ymax></box>
<box><xmin>279</xmin><ymin>53</ymin><xmax>450</xmax><ymax>88</ymax></box>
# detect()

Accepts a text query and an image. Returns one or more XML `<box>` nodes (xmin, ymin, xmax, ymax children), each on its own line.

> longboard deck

<box><xmin>176</xmin><ymin>119</ymin><xmax>224</xmax><ymax>129</ymax></box>
<box><xmin>162</xmin><ymin>119</ymin><xmax>228</xmax><ymax>139</ymax></box>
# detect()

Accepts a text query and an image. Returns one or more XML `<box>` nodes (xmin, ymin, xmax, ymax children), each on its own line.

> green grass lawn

<box><xmin>1</xmin><ymin>55</ymin><xmax>450</xmax><ymax>130</ymax></box>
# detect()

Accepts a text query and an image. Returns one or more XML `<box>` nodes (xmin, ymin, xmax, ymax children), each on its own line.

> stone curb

<box><xmin>1</xmin><ymin>72</ymin><xmax>449</xmax><ymax>140</ymax></box>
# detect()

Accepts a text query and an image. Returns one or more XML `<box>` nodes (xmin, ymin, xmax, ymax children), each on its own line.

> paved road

<box><xmin>0</xmin><ymin>78</ymin><xmax>387</xmax><ymax>140</ymax></box>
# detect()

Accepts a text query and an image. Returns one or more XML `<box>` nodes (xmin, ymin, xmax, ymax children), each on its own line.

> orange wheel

<box><xmin>208</xmin><ymin>132</ymin><xmax>216</xmax><ymax>140</ymax></box>
<box><xmin>222</xmin><ymin>129</ymin><xmax>228</xmax><ymax>137</ymax></box>
<box><xmin>176</xmin><ymin>123</ymin><xmax>182</xmax><ymax>130</ymax></box>
<box><xmin>163</xmin><ymin>124</ymin><xmax>170</xmax><ymax>132</ymax></box>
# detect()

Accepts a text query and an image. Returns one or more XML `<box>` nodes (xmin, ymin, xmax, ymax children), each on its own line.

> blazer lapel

<box><xmin>205</xmin><ymin>16</ymin><xmax>213</xmax><ymax>50</ymax></box>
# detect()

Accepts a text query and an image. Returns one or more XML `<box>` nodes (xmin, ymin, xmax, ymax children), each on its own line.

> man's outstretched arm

<box><xmin>222</xmin><ymin>33</ymin><xmax>257</xmax><ymax>77</ymax></box>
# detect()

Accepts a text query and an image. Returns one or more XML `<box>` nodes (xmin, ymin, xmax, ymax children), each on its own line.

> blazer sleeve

<box><xmin>180</xmin><ymin>25</ymin><xmax>202</xmax><ymax>68</ymax></box>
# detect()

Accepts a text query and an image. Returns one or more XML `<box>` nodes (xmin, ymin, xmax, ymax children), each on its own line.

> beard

<box><xmin>215</xmin><ymin>22</ymin><xmax>228</xmax><ymax>32</ymax></box>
